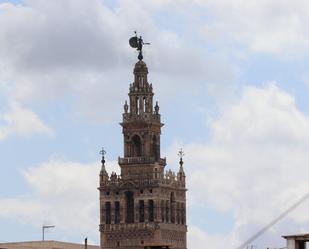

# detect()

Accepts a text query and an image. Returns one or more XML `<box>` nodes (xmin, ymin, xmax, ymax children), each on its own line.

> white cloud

<box><xmin>0</xmin><ymin>0</ymin><xmax>125</xmax><ymax>72</ymax></box>
<box><xmin>197</xmin><ymin>0</ymin><xmax>309</xmax><ymax>57</ymax></box>
<box><xmin>188</xmin><ymin>225</ymin><xmax>231</xmax><ymax>249</ymax></box>
<box><xmin>177</xmin><ymin>83</ymin><xmax>309</xmax><ymax>249</ymax></box>
<box><xmin>0</xmin><ymin>158</ymin><xmax>119</xmax><ymax>242</ymax></box>
<box><xmin>0</xmin><ymin>101</ymin><xmax>53</xmax><ymax>140</ymax></box>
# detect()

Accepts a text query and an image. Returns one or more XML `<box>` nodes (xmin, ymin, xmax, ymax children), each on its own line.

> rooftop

<box><xmin>0</xmin><ymin>240</ymin><xmax>99</xmax><ymax>249</ymax></box>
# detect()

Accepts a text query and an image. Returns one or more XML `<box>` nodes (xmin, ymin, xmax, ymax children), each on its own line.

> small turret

<box><xmin>99</xmin><ymin>148</ymin><xmax>109</xmax><ymax>184</ymax></box>
<box><xmin>120</xmin><ymin>59</ymin><xmax>163</xmax><ymax>164</ymax></box>
<box><xmin>177</xmin><ymin>149</ymin><xmax>186</xmax><ymax>183</ymax></box>
<box><xmin>127</xmin><ymin>60</ymin><xmax>154</xmax><ymax>115</ymax></box>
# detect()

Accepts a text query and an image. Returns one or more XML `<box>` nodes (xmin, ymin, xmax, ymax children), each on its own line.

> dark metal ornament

<box><xmin>100</xmin><ymin>147</ymin><xmax>106</xmax><ymax>165</ymax></box>
<box><xmin>138</xmin><ymin>51</ymin><xmax>143</xmax><ymax>61</ymax></box>
<box><xmin>129</xmin><ymin>31</ymin><xmax>150</xmax><ymax>61</ymax></box>
<box><xmin>129</xmin><ymin>36</ymin><xmax>138</xmax><ymax>48</ymax></box>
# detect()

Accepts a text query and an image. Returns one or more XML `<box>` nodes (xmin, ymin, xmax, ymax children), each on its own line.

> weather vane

<box><xmin>129</xmin><ymin>31</ymin><xmax>150</xmax><ymax>61</ymax></box>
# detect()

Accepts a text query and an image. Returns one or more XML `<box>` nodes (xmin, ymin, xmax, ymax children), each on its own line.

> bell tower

<box><xmin>99</xmin><ymin>35</ymin><xmax>187</xmax><ymax>249</ymax></box>
<box><xmin>120</xmin><ymin>60</ymin><xmax>165</xmax><ymax>181</ymax></box>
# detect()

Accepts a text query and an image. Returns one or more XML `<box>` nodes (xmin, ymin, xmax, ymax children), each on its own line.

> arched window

<box><xmin>131</xmin><ymin>135</ymin><xmax>142</xmax><ymax>157</ymax></box>
<box><xmin>161</xmin><ymin>200</ymin><xmax>165</xmax><ymax>222</ymax></box>
<box><xmin>105</xmin><ymin>202</ymin><xmax>111</xmax><ymax>224</ymax></box>
<box><xmin>125</xmin><ymin>191</ymin><xmax>134</xmax><ymax>223</ymax></box>
<box><xmin>115</xmin><ymin>201</ymin><xmax>120</xmax><ymax>224</ymax></box>
<box><xmin>148</xmin><ymin>199</ymin><xmax>154</xmax><ymax>222</ymax></box>
<box><xmin>139</xmin><ymin>200</ymin><xmax>145</xmax><ymax>222</ymax></box>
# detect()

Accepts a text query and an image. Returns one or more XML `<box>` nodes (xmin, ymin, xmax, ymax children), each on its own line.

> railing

<box><xmin>100</xmin><ymin>222</ymin><xmax>158</xmax><ymax>231</ymax></box>
<box><xmin>122</xmin><ymin>113</ymin><xmax>161</xmax><ymax>122</ymax></box>
<box><xmin>99</xmin><ymin>222</ymin><xmax>187</xmax><ymax>232</ymax></box>
<box><xmin>118</xmin><ymin>156</ymin><xmax>166</xmax><ymax>165</ymax></box>
<box><xmin>100</xmin><ymin>176</ymin><xmax>186</xmax><ymax>189</ymax></box>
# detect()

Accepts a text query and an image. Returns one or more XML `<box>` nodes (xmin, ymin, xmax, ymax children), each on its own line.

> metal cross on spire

<box><xmin>129</xmin><ymin>31</ymin><xmax>150</xmax><ymax>61</ymax></box>
<box><xmin>178</xmin><ymin>148</ymin><xmax>185</xmax><ymax>159</ymax></box>
<box><xmin>100</xmin><ymin>147</ymin><xmax>106</xmax><ymax>165</ymax></box>
<box><xmin>100</xmin><ymin>147</ymin><xmax>106</xmax><ymax>157</ymax></box>
<box><xmin>178</xmin><ymin>148</ymin><xmax>185</xmax><ymax>166</ymax></box>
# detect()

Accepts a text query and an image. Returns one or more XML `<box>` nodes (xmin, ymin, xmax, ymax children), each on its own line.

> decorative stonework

<box><xmin>99</xmin><ymin>60</ymin><xmax>187</xmax><ymax>249</ymax></box>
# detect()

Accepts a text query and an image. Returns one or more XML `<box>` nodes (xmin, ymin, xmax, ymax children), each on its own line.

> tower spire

<box><xmin>99</xmin><ymin>147</ymin><xmax>109</xmax><ymax>183</ymax></box>
<box><xmin>178</xmin><ymin>148</ymin><xmax>184</xmax><ymax>168</ymax></box>
<box><xmin>177</xmin><ymin>148</ymin><xmax>186</xmax><ymax>184</ymax></box>
<box><xmin>121</xmin><ymin>59</ymin><xmax>163</xmax><ymax>163</ymax></box>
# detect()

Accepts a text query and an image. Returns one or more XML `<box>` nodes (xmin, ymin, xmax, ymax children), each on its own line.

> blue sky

<box><xmin>1</xmin><ymin>1</ymin><xmax>309</xmax><ymax>248</ymax></box>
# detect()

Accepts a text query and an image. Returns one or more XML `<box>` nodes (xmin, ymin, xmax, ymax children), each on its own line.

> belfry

<box><xmin>99</xmin><ymin>35</ymin><xmax>187</xmax><ymax>249</ymax></box>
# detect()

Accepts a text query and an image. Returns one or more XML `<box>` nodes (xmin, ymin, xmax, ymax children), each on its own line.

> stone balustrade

<box><xmin>118</xmin><ymin>156</ymin><xmax>166</xmax><ymax>165</ymax></box>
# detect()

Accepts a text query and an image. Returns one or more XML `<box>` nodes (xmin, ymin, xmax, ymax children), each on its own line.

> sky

<box><xmin>1</xmin><ymin>0</ymin><xmax>309</xmax><ymax>248</ymax></box>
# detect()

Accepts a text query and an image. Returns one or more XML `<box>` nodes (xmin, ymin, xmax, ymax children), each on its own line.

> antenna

<box><xmin>42</xmin><ymin>225</ymin><xmax>55</xmax><ymax>241</ymax></box>
<box><xmin>129</xmin><ymin>31</ymin><xmax>150</xmax><ymax>60</ymax></box>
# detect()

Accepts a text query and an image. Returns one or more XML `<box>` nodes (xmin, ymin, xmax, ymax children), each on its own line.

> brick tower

<box><xmin>99</xmin><ymin>56</ymin><xmax>187</xmax><ymax>249</ymax></box>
